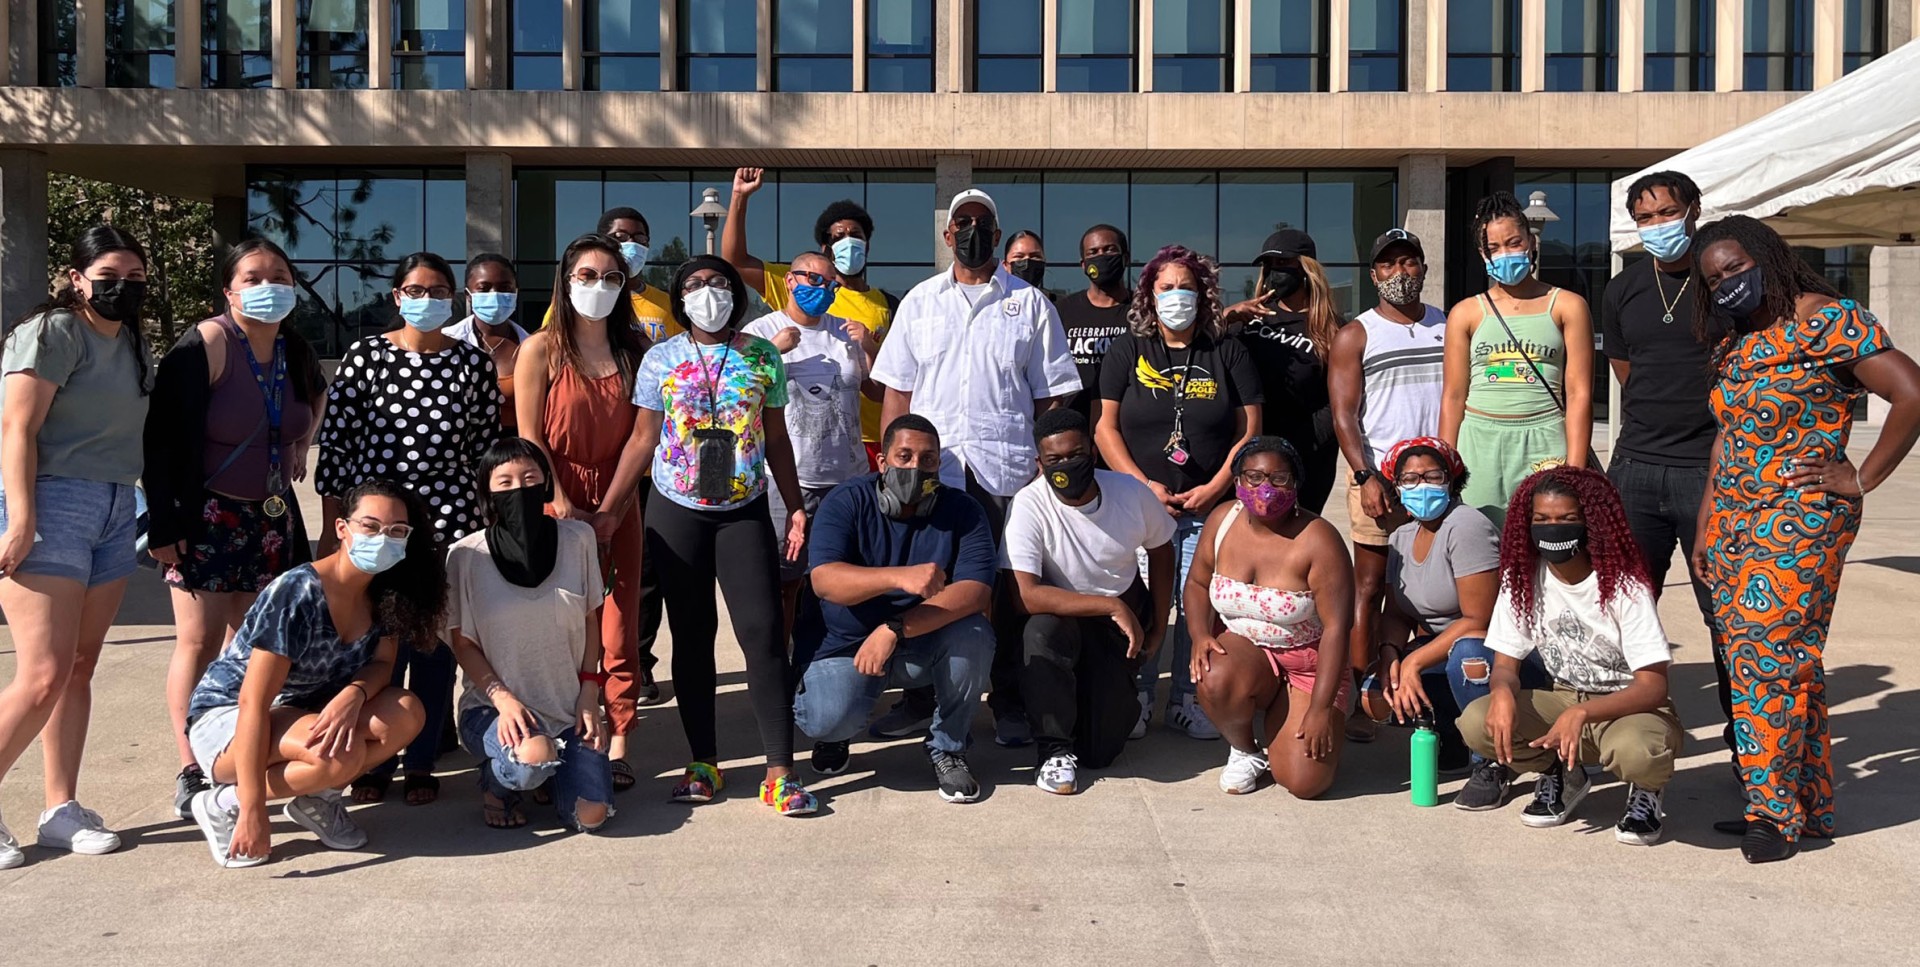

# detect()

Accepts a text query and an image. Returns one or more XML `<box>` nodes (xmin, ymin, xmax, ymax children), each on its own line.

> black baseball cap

<box><xmin>1369</xmin><ymin>228</ymin><xmax>1425</xmax><ymax>263</ymax></box>
<box><xmin>1257</xmin><ymin>229</ymin><xmax>1317</xmax><ymax>262</ymax></box>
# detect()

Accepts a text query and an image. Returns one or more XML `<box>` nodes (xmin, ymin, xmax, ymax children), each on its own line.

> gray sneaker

<box><xmin>284</xmin><ymin>790</ymin><xmax>367</xmax><ymax>850</ymax></box>
<box><xmin>1454</xmin><ymin>760</ymin><xmax>1515</xmax><ymax>811</ymax></box>
<box><xmin>190</xmin><ymin>788</ymin><xmax>267</xmax><ymax>869</ymax></box>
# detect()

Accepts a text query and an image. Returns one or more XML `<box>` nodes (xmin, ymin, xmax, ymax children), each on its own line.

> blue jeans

<box><xmin>1373</xmin><ymin>636</ymin><xmax>1551</xmax><ymax>765</ymax></box>
<box><xmin>0</xmin><ymin>475</ymin><xmax>137</xmax><ymax>586</ymax></box>
<box><xmin>458</xmin><ymin>705</ymin><xmax>614</xmax><ymax>831</ymax></box>
<box><xmin>795</xmin><ymin>613</ymin><xmax>994</xmax><ymax>754</ymax></box>
<box><xmin>1135</xmin><ymin>513</ymin><xmax>1204</xmax><ymax>702</ymax></box>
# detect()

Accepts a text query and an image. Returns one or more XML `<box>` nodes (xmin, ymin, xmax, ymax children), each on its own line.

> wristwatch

<box><xmin>884</xmin><ymin>617</ymin><xmax>906</xmax><ymax>640</ymax></box>
<box><xmin>1352</xmin><ymin>468</ymin><xmax>1377</xmax><ymax>486</ymax></box>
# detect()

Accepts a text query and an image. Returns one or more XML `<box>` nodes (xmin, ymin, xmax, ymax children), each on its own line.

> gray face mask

<box><xmin>1377</xmin><ymin>272</ymin><xmax>1425</xmax><ymax>306</ymax></box>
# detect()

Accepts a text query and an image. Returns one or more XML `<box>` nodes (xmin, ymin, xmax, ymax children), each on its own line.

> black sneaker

<box><xmin>1454</xmin><ymin>760</ymin><xmax>1514</xmax><ymax>811</ymax></box>
<box><xmin>1740</xmin><ymin>821</ymin><xmax>1798</xmax><ymax>864</ymax></box>
<box><xmin>928</xmin><ymin>748</ymin><xmax>980</xmax><ymax>803</ymax></box>
<box><xmin>812</xmin><ymin>740</ymin><xmax>851</xmax><ymax>777</ymax></box>
<box><xmin>174</xmin><ymin>765</ymin><xmax>209</xmax><ymax>821</ymax></box>
<box><xmin>1519</xmin><ymin>760</ymin><xmax>1590</xmax><ymax>827</ymax></box>
<box><xmin>638</xmin><ymin>671</ymin><xmax>666</xmax><ymax>707</ymax></box>
<box><xmin>1614</xmin><ymin>784</ymin><xmax>1665</xmax><ymax>846</ymax></box>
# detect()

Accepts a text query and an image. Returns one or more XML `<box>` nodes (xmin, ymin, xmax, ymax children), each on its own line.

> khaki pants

<box><xmin>1458</xmin><ymin>684</ymin><xmax>1684</xmax><ymax>789</ymax></box>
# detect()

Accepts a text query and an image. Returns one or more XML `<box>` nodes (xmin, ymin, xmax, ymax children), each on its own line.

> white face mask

<box><xmin>1156</xmin><ymin>289</ymin><xmax>1198</xmax><ymax>331</ymax></box>
<box><xmin>683</xmin><ymin>287</ymin><xmax>734</xmax><ymax>333</ymax></box>
<box><xmin>569</xmin><ymin>279</ymin><xmax>622</xmax><ymax>320</ymax></box>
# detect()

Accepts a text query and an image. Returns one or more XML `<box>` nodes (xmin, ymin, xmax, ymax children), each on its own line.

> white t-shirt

<box><xmin>742</xmin><ymin>310</ymin><xmax>868</xmax><ymax>489</ymax></box>
<box><xmin>1485</xmin><ymin>563</ymin><xmax>1670</xmax><ymax>693</ymax></box>
<box><xmin>1003</xmin><ymin>470</ymin><xmax>1176</xmax><ymax>597</ymax></box>
<box><xmin>448</xmin><ymin>518</ymin><xmax>602</xmax><ymax>734</ymax></box>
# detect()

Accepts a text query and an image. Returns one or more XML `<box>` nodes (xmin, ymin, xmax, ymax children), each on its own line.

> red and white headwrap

<box><xmin>1383</xmin><ymin>436</ymin><xmax>1467</xmax><ymax>480</ymax></box>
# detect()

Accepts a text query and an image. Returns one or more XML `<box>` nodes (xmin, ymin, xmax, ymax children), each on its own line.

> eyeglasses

<box><xmin>606</xmin><ymin>230</ymin><xmax>648</xmax><ymax>245</ymax></box>
<box><xmin>1238</xmin><ymin>470</ymin><xmax>1296</xmax><ymax>488</ymax></box>
<box><xmin>949</xmin><ymin>214</ymin><xmax>995</xmax><ymax>232</ymax></box>
<box><xmin>344</xmin><ymin>516</ymin><xmax>414</xmax><ymax>540</ymax></box>
<box><xmin>681</xmin><ymin>275</ymin><xmax>733</xmax><ymax>293</ymax></box>
<box><xmin>792</xmin><ymin>271</ymin><xmax>838</xmax><ymax>289</ymax></box>
<box><xmin>398</xmin><ymin>285</ymin><xmax>454</xmax><ymax>300</ymax></box>
<box><xmin>1395</xmin><ymin>470</ymin><xmax>1452</xmax><ymax>487</ymax></box>
<box><xmin>572</xmin><ymin>269</ymin><xmax>627</xmax><ymax>288</ymax></box>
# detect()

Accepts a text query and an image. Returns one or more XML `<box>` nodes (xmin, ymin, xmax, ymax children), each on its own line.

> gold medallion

<box><xmin>263</xmin><ymin>495</ymin><xmax>288</xmax><ymax>519</ymax></box>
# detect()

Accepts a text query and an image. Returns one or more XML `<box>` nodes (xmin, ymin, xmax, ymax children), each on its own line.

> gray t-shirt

<box><xmin>1385</xmin><ymin>502</ymin><xmax>1501</xmax><ymax>632</ymax></box>
<box><xmin>448</xmin><ymin>518</ymin><xmax>602</xmax><ymax>734</ymax></box>
<box><xmin>0</xmin><ymin>311</ymin><xmax>149</xmax><ymax>485</ymax></box>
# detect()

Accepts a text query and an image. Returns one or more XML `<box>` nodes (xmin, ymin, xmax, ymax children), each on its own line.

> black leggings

<box><xmin>645</xmin><ymin>491</ymin><xmax>794</xmax><ymax>768</ymax></box>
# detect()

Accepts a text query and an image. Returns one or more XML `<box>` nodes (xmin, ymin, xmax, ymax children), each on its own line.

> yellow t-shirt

<box><xmin>762</xmin><ymin>261</ymin><xmax>893</xmax><ymax>442</ymax></box>
<box><xmin>542</xmin><ymin>285</ymin><xmax>683</xmax><ymax>343</ymax></box>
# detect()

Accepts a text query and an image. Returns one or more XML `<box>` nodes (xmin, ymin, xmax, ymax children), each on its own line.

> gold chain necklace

<box><xmin>1652</xmin><ymin>262</ymin><xmax>1690</xmax><ymax>325</ymax></box>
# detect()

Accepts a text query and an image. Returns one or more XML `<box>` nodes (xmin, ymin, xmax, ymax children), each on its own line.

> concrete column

<box><xmin>466</xmin><ymin>152</ymin><xmax>513</xmax><ymax>258</ymax></box>
<box><xmin>853</xmin><ymin>0</ymin><xmax>868</xmax><ymax>90</ymax></box>
<box><xmin>1520</xmin><ymin>0</ymin><xmax>1544</xmax><ymax>91</ymax></box>
<box><xmin>7</xmin><ymin>1</ymin><xmax>37</xmax><ymax>86</ymax></box>
<box><xmin>177</xmin><ymin>0</ymin><xmax>204</xmax><ymax>88</ymax></box>
<box><xmin>1812</xmin><ymin>0</ymin><xmax>1841</xmax><ymax>86</ymax></box>
<box><xmin>943</xmin><ymin>0</ymin><xmax>963</xmax><ymax>91</ymax></box>
<box><xmin>1892</xmin><ymin>0</ymin><xmax>1915</xmax><ymax>46</ymax></box>
<box><xmin>1328</xmin><ymin>0</ymin><xmax>1350</xmax><ymax>91</ymax></box>
<box><xmin>1042</xmin><ymin>0</ymin><xmax>1057</xmax><ymax>91</ymax></box>
<box><xmin>1426</xmin><ymin>0</ymin><xmax>1447</xmax><ymax>91</ymax></box>
<box><xmin>562</xmin><ymin>0</ymin><xmax>582</xmax><ymax>88</ymax></box>
<box><xmin>1137</xmin><ymin>0</ymin><xmax>1153</xmax><ymax>92</ymax></box>
<box><xmin>1715</xmin><ymin>0</ymin><xmax>1743</xmax><ymax>91</ymax></box>
<box><xmin>0</xmin><ymin>150</ymin><xmax>50</xmax><ymax>329</ymax></box>
<box><xmin>0</xmin><ymin>1</ymin><xmax>10</xmax><ymax>86</ymax></box>
<box><xmin>370</xmin><ymin>0</ymin><xmax>393</xmax><ymax>88</ymax></box>
<box><xmin>1404</xmin><ymin>0</ymin><xmax>1429</xmax><ymax>92</ymax></box>
<box><xmin>1232</xmin><ymin>0</ymin><xmax>1250</xmax><ymax>91</ymax></box>
<box><xmin>465</xmin><ymin>0</ymin><xmax>486</xmax><ymax>89</ymax></box>
<box><xmin>1397</xmin><ymin>153</ymin><xmax>1447</xmax><ymax>301</ymax></box>
<box><xmin>660</xmin><ymin>0</ymin><xmax>679</xmax><ymax>90</ymax></box>
<box><xmin>1867</xmin><ymin>247</ymin><xmax>1920</xmax><ymax>425</ymax></box>
<box><xmin>756</xmin><ymin>0</ymin><xmax>771</xmax><ymax>91</ymax></box>
<box><xmin>78</xmin><ymin>0</ymin><xmax>107</xmax><ymax>87</ymax></box>
<box><xmin>1617</xmin><ymin>0</ymin><xmax>1643</xmax><ymax>91</ymax></box>
<box><xmin>933</xmin><ymin>153</ymin><xmax>971</xmax><ymax>274</ymax></box>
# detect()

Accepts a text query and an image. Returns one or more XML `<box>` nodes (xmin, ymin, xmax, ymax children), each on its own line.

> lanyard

<box><xmin>226</xmin><ymin>320</ymin><xmax>289</xmax><ymax>507</ymax></box>
<box><xmin>1162</xmin><ymin>339</ymin><xmax>1195</xmax><ymax>437</ymax></box>
<box><xmin>692</xmin><ymin>336</ymin><xmax>735</xmax><ymax>430</ymax></box>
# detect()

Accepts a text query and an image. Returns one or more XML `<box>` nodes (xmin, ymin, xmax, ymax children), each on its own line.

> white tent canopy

<box><xmin>1610</xmin><ymin>40</ymin><xmax>1920</xmax><ymax>252</ymax></box>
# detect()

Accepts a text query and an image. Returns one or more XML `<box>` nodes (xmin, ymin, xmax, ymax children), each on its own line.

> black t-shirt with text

<box><xmin>1601</xmin><ymin>259</ymin><xmax>1717</xmax><ymax>466</ymax></box>
<box><xmin>1057</xmin><ymin>289</ymin><xmax>1132</xmax><ymax>421</ymax></box>
<box><xmin>1236</xmin><ymin>312</ymin><xmax>1333</xmax><ymax>455</ymax></box>
<box><xmin>1099</xmin><ymin>332</ymin><xmax>1263</xmax><ymax>493</ymax></box>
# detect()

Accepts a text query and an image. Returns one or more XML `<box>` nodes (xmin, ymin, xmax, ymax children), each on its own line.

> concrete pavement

<box><xmin>3</xmin><ymin>429</ymin><xmax>1918</xmax><ymax>966</ymax></box>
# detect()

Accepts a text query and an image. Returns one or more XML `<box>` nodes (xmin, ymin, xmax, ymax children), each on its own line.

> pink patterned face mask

<box><xmin>1237</xmin><ymin>480</ymin><xmax>1297</xmax><ymax>520</ymax></box>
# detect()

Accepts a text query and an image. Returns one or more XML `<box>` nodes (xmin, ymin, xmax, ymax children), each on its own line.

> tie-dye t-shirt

<box><xmin>635</xmin><ymin>332</ymin><xmax>789</xmax><ymax>511</ymax></box>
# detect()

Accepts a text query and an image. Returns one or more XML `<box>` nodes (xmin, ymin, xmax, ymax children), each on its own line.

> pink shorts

<box><xmin>1260</xmin><ymin>643</ymin><xmax>1354</xmax><ymax>715</ymax></box>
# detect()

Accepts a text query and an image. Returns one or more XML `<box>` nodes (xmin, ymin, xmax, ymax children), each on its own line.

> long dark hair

<box><xmin>1129</xmin><ymin>245</ymin><xmax>1226</xmax><ymax>340</ymax></box>
<box><xmin>474</xmin><ymin>438</ymin><xmax>555</xmax><ymax>522</ymax></box>
<box><xmin>1688</xmin><ymin>215</ymin><xmax>1840</xmax><ymax>367</ymax></box>
<box><xmin>1496</xmin><ymin>466</ymin><xmax>1650</xmax><ymax>638</ymax></box>
<box><xmin>342</xmin><ymin>478</ymin><xmax>447</xmax><ymax>653</ymax></box>
<box><xmin>216</xmin><ymin>236</ymin><xmax>323</xmax><ymax>403</ymax></box>
<box><xmin>385</xmin><ymin>251</ymin><xmax>459</xmax><ymax>330</ymax></box>
<box><xmin>5</xmin><ymin>224</ymin><xmax>154</xmax><ymax>395</ymax></box>
<box><xmin>544</xmin><ymin>234</ymin><xmax>646</xmax><ymax>394</ymax></box>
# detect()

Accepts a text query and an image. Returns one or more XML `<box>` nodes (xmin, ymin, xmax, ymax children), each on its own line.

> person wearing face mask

<box><xmin>515</xmin><ymin>234</ymin><xmax>651</xmax><ymax>791</ymax></box>
<box><xmin>542</xmin><ymin>207</ymin><xmax>679</xmax><ymax>342</ymax></box>
<box><xmin>1094</xmin><ymin>245</ymin><xmax>1262</xmax><ymax>743</ymax></box>
<box><xmin>316</xmin><ymin>251</ymin><xmax>503</xmax><ymax>807</ymax></box>
<box><xmin>1005</xmin><ymin>410</ymin><xmax>1175</xmax><ymax>795</ymax></box>
<box><xmin>447</xmin><ymin>254</ymin><xmax>528</xmax><ymax>431</ymax></box>
<box><xmin>1688</xmin><ymin>215</ymin><xmax>1920</xmax><ymax>863</ymax></box>
<box><xmin>183</xmin><ymin>479</ymin><xmax>445</xmax><ymax>868</ymax></box>
<box><xmin>145</xmin><ymin>237</ymin><xmax>328</xmax><ymax>820</ymax></box>
<box><xmin>1186</xmin><ymin>438</ymin><xmax>1355</xmax><ymax>799</ymax></box>
<box><xmin>791</xmin><ymin>415</ymin><xmax>997</xmax><ymax>803</ymax></box>
<box><xmin>1441</xmin><ymin>192</ymin><xmax>1596</xmax><ymax>529</ymax></box>
<box><xmin>0</xmin><ymin>225</ymin><xmax>154</xmax><ymax>868</ymax></box>
<box><xmin>871</xmin><ymin>187</ymin><xmax>1081</xmax><ymax>750</ymax></box>
<box><xmin>1002</xmin><ymin>230</ymin><xmax>1050</xmax><ymax>291</ymax></box>
<box><xmin>1055</xmin><ymin>224</ymin><xmax>1134</xmax><ymax>429</ymax></box>
<box><xmin>1455</xmin><ymin>466</ymin><xmax>1681</xmax><ymax>847</ymax></box>
<box><xmin>594</xmin><ymin>255</ymin><xmax>815</xmax><ymax>816</ymax></box>
<box><xmin>447</xmin><ymin>441</ymin><xmax>613</xmax><ymax>832</ymax></box>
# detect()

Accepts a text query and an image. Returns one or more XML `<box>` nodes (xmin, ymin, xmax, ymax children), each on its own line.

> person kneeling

<box><xmin>1007</xmin><ymin>410</ymin><xmax>1175</xmax><ymax>794</ymax></box>
<box><xmin>1456</xmin><ymin>466</ymin><xmax>1683</xmax><ymax>846</ymax></box>
<box><xmin>184</xmin><ymin>480</ymin><xmax>444</xmax><ymax>868</ymax></box>
<box><xmin>447</xmin><ymin>441</ymin><xmax>614</xmax><ymax>832</ymax></box>
<box><xmin>794</xmin><ymin>415</ymin><xmax>997</xmax><ymax>803</ymax></box>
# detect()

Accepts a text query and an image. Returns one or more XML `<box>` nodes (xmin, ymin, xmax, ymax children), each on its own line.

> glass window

<box><xmin>107</xmin><ymin>0</ymin><xmax>176</xmax><ymax>88</ymax></box>
<box><xmin>1744</xmin><ymin>0</ymin><xmax>1812</xmax><ymax>91</ymax></box>
<box><xmin>511</xmin><ymin>0</ymin><xmax>564</xmax><ymax>89</ymax></box>
<box><xmin>586</xmin><ymin>0</ymin><xmax>661</xmax><ymax>90</ymax></box>
<box><xmin>40</xmin><ymin>1</ymin><xmax>78</xmax><ymax>87</ymax></box>
<box><xmin>203</xmin><ymin>0</ymin><xmax>273</xmax><ymax>88</ymax></box>
<box><xmin>1249</xmin><ymin>0</ymin><xmax>1326</xmax><ymax>92</ymax></box>
<box><xmin>299</xmin><ymin>0</ymin><xmax>370</xmax><ymax>89</ymax></box>
<box><xmin>775</xmin><ymin>0</ymin><xmax>854</xmax><ymax>92</ymax></box>
<box><xmin>868</xmin><ymin>0</ymin><xmax>934</xmax><ymax>92</ymax></box>
<box><xmin>681</xmin><ymin>0</ymin><xmax>758</xmax><ymax>91</ymax></box>
<box><xmin>1057</xmin><ymin>0</ymin><xmax>1135</xmax><ymax>93</ymax></box>
<box><xmin>1644</xmin><ymin>0</ymin><xmax>1713</xmax><ymax>92</ymax></box>
<box><xmin>393</xmin><ymin>0</ymin><xmax>465</xmax><ymax>89</ymax></box>
<box><xmin>1153</xmin><ymin>0</ymin><xmax>1228</xmax><ymax>93</ymax></box>
<box><xmin>1131</xmin><ymin>172</ymin><xmax>1216</xmax><ymax>254</ymax></box>
<box><xmin>1448</xmin><ymin>0</ymin><xmax>1519</xmax><ymax>92</ymax></box>
<box><xmin>1544</xmin><ymin>0</ymin><xmax>1615</xmax><ymax>91</ymax></box>
<box><xmin>1842</xmin><ymin>0</ymin><xmax>1886</xmax><ymax>74</ymax></box>
<box><xmin>975</xmin><ymin>0</ymin><xmax>1042</xmax><ymax>91</ymax></box>
<box><xmin>1348</xmin><ymin>0</ymin><xmax>1403</xmax><ymax>92</ymax></box>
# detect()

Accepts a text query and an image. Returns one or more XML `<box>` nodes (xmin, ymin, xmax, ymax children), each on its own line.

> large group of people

<box><xmin>1</xmin><ymin>169</ymin><xmax>1916</xmax><ymax>874</ymax></box>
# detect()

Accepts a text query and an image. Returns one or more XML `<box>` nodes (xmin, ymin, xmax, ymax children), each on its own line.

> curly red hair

<box><xmin>1497</xmin><ymin>466</ymin><xmax>1652</xmax><ymax>636</ymax></box>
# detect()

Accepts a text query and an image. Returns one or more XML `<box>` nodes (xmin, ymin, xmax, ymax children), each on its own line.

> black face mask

<box><xmin>86</xmin><ymin>278</ymin><xmax>147</xmax><ymax>323</ymax></box>
<box><xmin>1264</xmin><ymin>266</ymin><xmax>1304</xmax><ymax>302</ymax></box>
<box><xmin>1532</xmin><ymin>523</ymin><xmax>1587</xmax><ymax>564</ymax></box>
<box><xmin>1044</xmin><ymin>455</ymin><xmax>1097</xmax><ymax>501</ymax></box>
<box><xmin>1008</xmin><ymin>258</ymin><xmax>1047</xmax><ymax>287</ymax></box>
<box><xmin>487</xmin><ymin>484</ymin><xmax>559</xmax><ymax>588</ymax></box>
<box><xmin>1712</xmin><ymin>265</ymin><xmax>1766</xmax><ymax>325</ymax></box>
<box><xmin>953</xmin><ymin>226</ymin><xmax>997</xmax><ymax>270</ymax></box>
<box><xmin>1082</xmin><ymin>253</ymin><xmax>1127</xmax><ymax>289</ymax></box>
<box><xmin>877</xmin><ymin>466</ymin><xmax>940</xmax><ymax>518</ymax></box>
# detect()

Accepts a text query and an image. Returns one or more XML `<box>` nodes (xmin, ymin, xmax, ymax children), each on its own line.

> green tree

<box><xmin>46</xmin><ymin>173</ymin><xmax>216</xmax><ymax>350</ymax></box>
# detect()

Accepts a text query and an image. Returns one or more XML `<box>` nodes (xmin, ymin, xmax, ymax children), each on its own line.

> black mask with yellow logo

<box><xmin>1045</xmin><ymin>455</ymin><xmax>1097</xmax><ymax>501</ymax></box>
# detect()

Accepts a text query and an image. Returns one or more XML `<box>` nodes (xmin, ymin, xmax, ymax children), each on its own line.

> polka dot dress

<box><xmin>314</xmin><ymin>334</ymin><xmax>504</xmax><ymax>546</ymax></box>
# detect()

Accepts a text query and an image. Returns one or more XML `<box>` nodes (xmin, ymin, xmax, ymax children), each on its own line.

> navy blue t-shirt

<box><xmin>799</xmin><ymin>472</ymin><xmax>999</xmax><ymax>662</ymax></box>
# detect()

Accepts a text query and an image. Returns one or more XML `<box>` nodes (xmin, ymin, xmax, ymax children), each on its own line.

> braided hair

<box><xmin>1471</xmin><ymin>191</ymin><xmax>1534</xmax><ymax>259</ymax></box>
<box><xmin>1688</xmin><ymin>215</ymin><xmax>1839</xmax><ymax>367</ymax></box>
<box><xmin>1495</xmin><ymin>466</ymin><xmax>1651</xmax><ymax>637</ymax></box>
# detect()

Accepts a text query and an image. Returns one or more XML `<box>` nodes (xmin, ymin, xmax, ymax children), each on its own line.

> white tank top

<box><xmin>1357</xmin><ymin>306</ymin><xmax>1448</xmax><ymax>467</ymax></box>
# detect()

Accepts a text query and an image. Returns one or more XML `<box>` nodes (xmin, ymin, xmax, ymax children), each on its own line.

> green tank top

<box><xmin>1465</xmin><ymin>289</ymin><xmax>1565</xmax><ymax>419</ymax></box>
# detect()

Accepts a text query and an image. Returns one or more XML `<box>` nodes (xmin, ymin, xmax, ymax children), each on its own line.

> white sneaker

<box><xmin>1167</xmin><ymin>695</ymin><xmax>1222</xmax><ymax>740</ymax></box>
<box><xmin>1220</xmin><ymin>746</ymin><xmax>1269</xmax><ymax>794</ymax></box>
<box><xmin>0</xmin><ymin>809</ymin><xmax>24</xmax><ymax>870</ymax></box>
<box><xmin>36</xmin><ymin>801</ymin><xmax>120</xmax><ymax>855</ymax></box>
<box><xmin>284</xmin><ymin>789</ymin><xmax>367</xmax><ymax>850</ymax></box>
<box><xmin>190</xmin><ymin>788</ymin><xmax>267</xmax><ymax>869</ymax></box>
<box><xmin>1128</xmin><ymin>690</ymin><xmax>1151</xmax><ymax>741</ymax></box>
<box><xmin>1036</xmin><ymin>753</ymin><xmax>1079</xmax><ymax>795</ymax></box>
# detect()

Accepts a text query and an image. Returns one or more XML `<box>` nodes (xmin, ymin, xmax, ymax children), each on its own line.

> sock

<box><xmin>213</xmin><ymin>784</ymin><xmax>241</xmax><ymax>812</ymax></box>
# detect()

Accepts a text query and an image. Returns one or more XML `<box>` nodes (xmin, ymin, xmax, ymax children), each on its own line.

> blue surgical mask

<box><xmin>619</xmin><ymin>241</ymin><xmax>649</xmax><ymax>275</ymax></box>
<box><xmin>1637</xmin><ymin>218</ymin><xmax>1693</xmax><ymax>262</ymax></box>
<box><xmin>346</xmin><ymin>532</ymin><xmax>408</xmax><ymax>575</ymax></box>
<box><xmin>235</xmin><ymin>282</ymin><xmax>297</xmax><ymax>325</ymax></box>
<box><xmin>793</xmin><ymin>280</ymin><xmax>837</xmax><ymax>318</ymax></box>
<box><xmin>831</xmin><ymin>236</ymin><xmax>867</xmax><ymax>276</ymax></box>
<box><xmin>1397</xmin><ymin>483</ymin><xmax>1452</xmax><ymax>522</ymax></box>
<box><xmin>1484</xmin><ymin>252</ymin><xmax>1533</xmax><ymax>287</ymax></box>
<box><xmin>1156</xmin><ymin>289</ymin><xmax>1198</xmax><ymax>331</ymax></box>
<box><xmin>468</xmin><ymin>291</ymin><xmax>518</xmax><ymax>326</ymax></box>
<box><xmin>399</xmin><ymin>297</ymin><xmax>453</xmax><ymax>332</ymax></box>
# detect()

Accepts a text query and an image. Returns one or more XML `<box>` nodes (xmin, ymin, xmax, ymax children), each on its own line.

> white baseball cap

<box><xmin>946</xmin><ymin>188</ymin><xmax>999</xmax><ymax>223</ymax></box>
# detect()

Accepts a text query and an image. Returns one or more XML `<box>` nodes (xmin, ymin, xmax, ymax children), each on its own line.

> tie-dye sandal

<box><xmin>670</xmin><ymin>762</ymin><xmax>724</xmax><ymax>803</ymax></box>
<box><xmin>759</xmin><ymin>775</ymin><xmax>819</xmax><ymax>817</ymax></box>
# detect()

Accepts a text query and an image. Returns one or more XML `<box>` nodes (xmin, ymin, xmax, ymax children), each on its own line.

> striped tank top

<box><xmin>1357</xmin><ymin>305</ymin><xmax>1448</xmax><ymax>466</ymax></box>
<box><xmin>1466</xmin><ymin>289</ymin><xmax>1565</xmax><ymax>420</ymax></box>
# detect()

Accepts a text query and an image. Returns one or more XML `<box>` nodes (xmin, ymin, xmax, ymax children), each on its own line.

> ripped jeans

<box><xmin>1371</xmin><ymin>636</ymin><xmax>1551</xmax><ymax>765</ymax></box>
<box><xmin>458</xmin><ymin>705</ymin><xmax>615</xmax><ymax>831</ymax></box>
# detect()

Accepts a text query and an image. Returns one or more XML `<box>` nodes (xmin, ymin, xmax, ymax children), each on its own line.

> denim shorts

<box><xmin>0</xmin><ymin>475</ymin><xmax>138</xmax><ymax>586</ymax></box>
<box><xmin>188</xmin><ymin>704</ymin><xmax>243</xmax><ymax>774</ymax></box>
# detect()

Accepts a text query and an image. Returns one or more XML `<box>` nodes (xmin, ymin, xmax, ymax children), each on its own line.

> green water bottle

<box><xmin>1410</xmin><ymin>715</ymin><xmax>1440</xmax><ymax>807</ymax></box>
